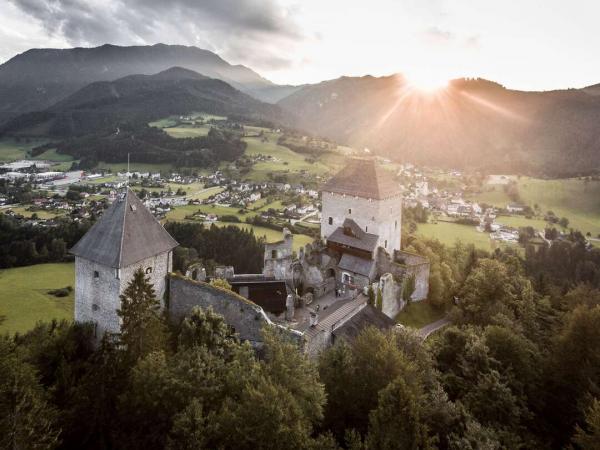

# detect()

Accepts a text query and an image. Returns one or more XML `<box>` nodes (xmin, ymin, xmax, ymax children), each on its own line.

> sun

<box><xmin>406</xmin><ymin>71</ymin><xmax>449</xmax><ymax>93</ymax></box>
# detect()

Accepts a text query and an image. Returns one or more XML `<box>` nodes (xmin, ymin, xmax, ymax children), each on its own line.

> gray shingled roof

<box><xmin>338</xmin><ymin>253</ymin><xmax>375</xmax><ymax>278</ymax></box>
<box><xmin>70</xmin><ymin>188</ymin><xmax>178</xmax><ymax>268</ymax></box>
<box><xmin>332</xmin><ymin>305</ymin><xmax>396</xmax><ymax>342</ymax></box>
<box><xmin>328</xmin><ymin>219</ymin><xmax>379</xmax><ymax>252</ymax></box>
<box><xmin>321</xmin><ymin>158</ymin><xmax>401</xmax><ymax>200</ymax></box>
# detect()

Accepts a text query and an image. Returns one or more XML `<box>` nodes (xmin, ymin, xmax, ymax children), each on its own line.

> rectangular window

<box><xmin>328</xmin><ymin>217</ymin><xmax>333</xmax><ymax>225</ymax></box>
<box><xmin>93</xmin><ymin>271</ymin><xmax>99</xmax><ymax>279</ymax></box>
<box><xmin>385</xmin><ymin>240</ymin><xmax>388</xmax><ymax>248</ymax></box>
<box><xmin>348</xmin><ymin>208</ymin><xmax>352</xmax><ymax>214</ymax></box>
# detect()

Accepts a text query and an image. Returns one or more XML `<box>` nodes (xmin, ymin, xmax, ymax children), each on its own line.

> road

<box><xmin>418</xmin><ymin>318</ymin><xmax>451</xmax><ymax>339</ymax></box>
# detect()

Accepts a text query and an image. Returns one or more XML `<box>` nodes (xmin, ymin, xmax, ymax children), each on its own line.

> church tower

<box><xmin>320</xmin><ymin>159</ymin><xmax>402</xmax><ymax>254</ymax></box>
<box><xmin>70</xmin><ymin>189</ymin><xmax>178</xmax><ymax>337</ymax></box>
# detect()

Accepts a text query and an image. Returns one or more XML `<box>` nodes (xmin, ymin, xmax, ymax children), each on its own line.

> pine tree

<box><xmin>366</xmin><ymin>377</ymin><xmax>432</xmax><ymax>450</ymax></box>
<box><xmin>0</xmin><ymin>339</ymin><xmax>60</xmax><ymax>450</ymax></box>
<box><xmin>117</xmin><ymin>268</ymin><xmax>167</xmax><ymax>363</ymax></box>
<box><xmin>573</xmin><ymin>398</ymin><xmax>600</xmax><ymax>450</ymax></box>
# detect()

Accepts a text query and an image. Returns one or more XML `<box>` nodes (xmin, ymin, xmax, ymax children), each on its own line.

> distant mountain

<box><xmin>278</xmin><ymin>75</ymin><xmax>600</xmax><ymax>176</ymax></box>
<box><xmin>0</xmin><ymin>43</ymin><xmax>295</xmax><ymax>122</ymax></box>
<box><xmin>0</xmin><ymin>67</ymin><xmax>286</xmax><ymax>137</ymax></box>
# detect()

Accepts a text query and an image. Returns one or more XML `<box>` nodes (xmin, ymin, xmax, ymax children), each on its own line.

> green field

<box><xmin>396</xmin><ymin>301</ymin><xmax>446</xmax><ymax>328</ymax></box>
<box><xmin>6</xmin><ymin>206</ymin><xmax>65</xmax><ymax>219</ymax></box>
<box><xmin>31</xmin><ymin>148</ymin><xmax>74</xmax><ymax>162</ymax></box>
<box><xmin>469</xmin><ymin>177</ymin><xmax>600</xmax><ymax>236</ymax></box>
<box><xmin>183</xmin><ymin>185</ymin><xmax>225</xmax><ymax>200</ymax></box>
<box><xmin>242</xmin><ymin>133</ymin><xmax>334</xmax><ymax>182</ymax></box>
<box><xmin>97</xmin><ymin>161</ymin><xmax>175</xmax><ymax>173</ymax></box>
<box><xmin>162</xmin><ymin>125</ymin><xmax>212</xmax><ymax>138</ymax></box>
<box><xmin>166</xmin><ymin>204</ymin><xmax>256</xmax><ymax>222</ymax></box>
<box><xmin>0</xmin><ymin>263</ymin><xmax>74</xmax><ymax>335</ymax></box>
<box><xmin>0</xmin><ymin>138</ymin><xmax>49</xmax><ymax>162</ymax></box>
<box><xmin>149</xmin><ymin>117</ymin><xmax>179</xmax><ymax>128</ymax></box>
<box><xmin>417</xmin><ymin>221</ymin><xmax>495</xmax><ymax>251</ymax></box>
<box><xmin>495</xmin><ymin>215</ymin><xmax>550</xmax><ymax>230</ymax></box>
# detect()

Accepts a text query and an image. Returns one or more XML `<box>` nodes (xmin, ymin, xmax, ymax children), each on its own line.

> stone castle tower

<box><xmin>320</xmin><ymin>159</ymin><xmax>402</xmax><ymax>254</ymax></box>
<box><xmin>70</xmin><ymin>188</ymin><xmax>178</xmax><ymax>337</ymax></box>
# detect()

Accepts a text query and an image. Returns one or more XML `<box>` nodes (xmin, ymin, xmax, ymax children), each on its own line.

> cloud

<box><xmin>464</xmin><ymin>34</ymin><xmax>481</xmax><ymax>49</ymax></box>
<box><xmin>7</xmin><ymin>0</ymin><xmax>303</xmax><ymax>70</ymax></box>
<box><xmin>420</xmin><ymin>26</ymin><xmax>455</xmax><ymax>44</ymax></box>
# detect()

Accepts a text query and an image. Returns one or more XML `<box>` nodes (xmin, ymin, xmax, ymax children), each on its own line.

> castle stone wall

<box><xmin>75</xmin><ymin>251</ymin><xmax>172</xmax><ymax>338</ymax></box>
<box><xmin>379</xmin><ymin>273</ymin><xmax>404</xmax><ymax>318</ymax></box>
<box><xmin>263</xmin><ymin>230</ymin><xmax>294</xmax><ymax>280</ymax></box>
<box><xmin>168</xmin><ymin>274</ymin><xmax>274</xmax><ymax>345</ymax></box>
<box><xmin>75</xmin><ymin>257</ymin><xmax>122</xmax><ymax>337</ymax></box>
<box><xmin>395</xmin><ymin>250</ymin><xmax>430</xmax><ymax>302</ymax></box>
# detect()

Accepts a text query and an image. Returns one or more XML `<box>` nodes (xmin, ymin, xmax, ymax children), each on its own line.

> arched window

<box><xmin>145</xmin><ymin>267</ymin><xmax>153</xmax><ymax>274</ymax></box>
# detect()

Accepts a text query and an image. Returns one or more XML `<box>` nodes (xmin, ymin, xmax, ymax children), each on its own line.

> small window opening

<box><xmin>385</xmin><ymin>240</ymin><xmax>388</xmax><ymax>248</ymax></box>
<box><xmin>348</xmin><ymin>208</ymin><xmax>352</xmax><ymax>214</ymax></box>
<box><xmin>271</xmin><ymin>250</ymin><xmax>278</xmax><ymax>259</ymax></box>
<box><xmin>93</xmin><ymin>270</ymin><xmax>99</xmax><ymax>279</ymax></box>
<box><xmin>145</xmin><ymin>267</ymin><xmax>153</xmax><ymax>274</ymax></box>
<box><xmin>365</xmin><ymin>226</ymin><xmax>368</xmax><ymax>232</ymax></box>
<box><xmin>328</xmin><ymin>217</ymin><xmax>333</xmax><ymax>225</ymax></box>
<box><xmin>92</xmin><ymin>304</ymin><xmax>99</xmax><ymax>311</ymax></box>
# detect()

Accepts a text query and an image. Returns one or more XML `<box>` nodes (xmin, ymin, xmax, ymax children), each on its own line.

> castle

<box><xmin>71</xmin><ymin>159</ymin><xmax>429</xmax><ymax>353</ymax></box>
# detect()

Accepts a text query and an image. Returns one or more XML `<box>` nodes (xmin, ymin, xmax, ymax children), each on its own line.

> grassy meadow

<box><xmin>417</xmin><ymin>221</ymin><xmax>495</xmax><ymax>251</ymax></box>
<box><xmin>396</xmin><ymin>301</ymin><xmax>446</xmax><ymax>329</ymax></box>
<box><xmin>148</xmin><ymin>113</ymin><xmax>347</xmax><ymax>184</ymax></box>
<box><xmin>468</xmin><ymin>177</ymin><xmax>600</xmax><ymax>236</ymax></box>
<box><xmin>162</xmin><ymin>125</ymin><xmax>212</xmax><ymax>138</ymax></box>
<box><xmin>0</xmin><ymin>263</ymin><xmax>74</xmax><ymax>335</ymax></box>
<box><xmin>5</xmin><ymin>206</ymin><xmax>65</xmax><ymax>219</ymax></box>
<box><xmin>0</xmin><ymin>138</ymin><xmax>51</xmax><ymax>162</ymax></box>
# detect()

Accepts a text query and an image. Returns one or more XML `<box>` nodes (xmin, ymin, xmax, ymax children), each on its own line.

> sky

<box><xmin>1</xmin><ymin>0</ymin><xmax>599</xmax><ymax>90</ymax></box>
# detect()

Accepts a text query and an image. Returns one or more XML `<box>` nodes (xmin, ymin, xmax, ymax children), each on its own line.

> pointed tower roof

<box><xmin>321</xmin><ymin>158</ymin><xmax>400</xmax><ymax>200</ymax></box>
<box><xmin>70</xmin><ymin>189</ymin><xmax>178</xmax><ymax>268</ymax></box>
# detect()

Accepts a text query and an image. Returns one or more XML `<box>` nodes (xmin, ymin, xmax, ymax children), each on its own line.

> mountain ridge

<box><xmin>278</xmin><ymin>75</ymin><xmax>600</xmax><ymax>176</ymax></box>
<box><xmin>0</xmin><ymin>43</ymin><xmax>296</xmax><ymax>123</ymax></box>
<box><xmin>0</xmin><ymin>66</ymin><xmax>286</xmax><ymax>137</ymax></box>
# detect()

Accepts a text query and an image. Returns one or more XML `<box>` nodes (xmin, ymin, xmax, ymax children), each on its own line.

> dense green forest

<box><xmin>0</xmin><ymin>213</ymin><xmax>90</xmax><ymax>268</ymax></box>
<box><xmin>1</xmin><ymin>232</ymin><xmax>599</xmax><ymax>449</ymax></box>
<box><xmin>33</xmin><ymin>126</ymin><xmax>247</xmax><ymax>170</ymax></box>
<box><xmin>166</xmin><ymin>221</ymin><xmax>265</xmax><ymax>274</ymax></box>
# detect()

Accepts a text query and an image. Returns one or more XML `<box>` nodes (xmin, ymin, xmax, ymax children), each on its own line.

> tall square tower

<box><xmin>320</xmin><ymin>159</ymin><xmax>402</xmax><ymax>254</ymax></box>
<box><xmin>70</xmin><ymin>189</ymin><xmax>178</xmax><ymax>337</ymax></box>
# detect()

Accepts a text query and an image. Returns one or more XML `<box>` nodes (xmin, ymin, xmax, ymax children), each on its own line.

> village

<box><xmin>1</xmin><ymin>153</ymin><xmax>593</xmax><ymax>253</ymax></box>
